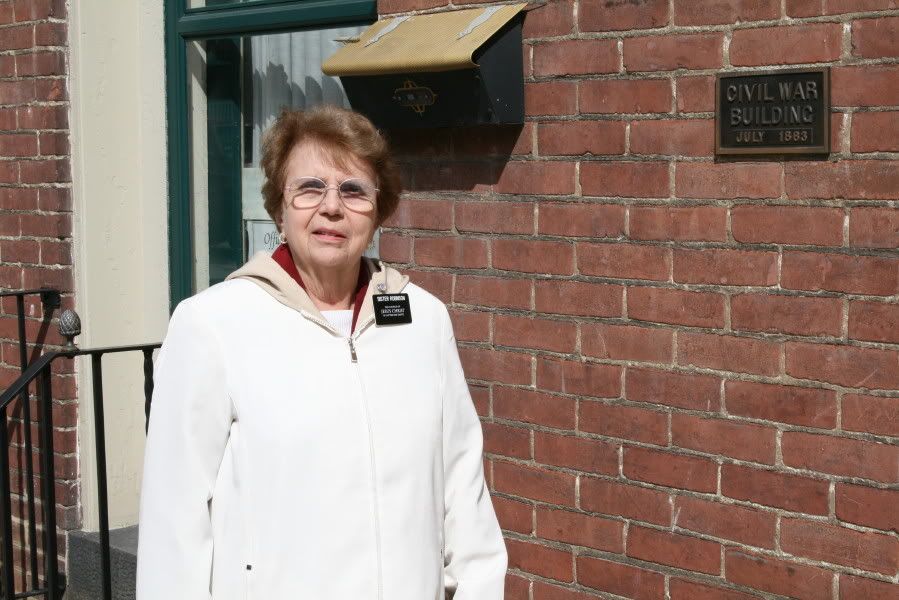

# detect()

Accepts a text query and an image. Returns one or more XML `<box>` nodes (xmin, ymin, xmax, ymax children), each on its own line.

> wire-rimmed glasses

<box><xmin>284</xmin><ymin>176</ymin><xmax>378</xmax><ymax>213</ymax></box>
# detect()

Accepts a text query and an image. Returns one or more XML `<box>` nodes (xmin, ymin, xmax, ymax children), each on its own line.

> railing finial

<box><xmin>58</xmin><ymin>309</ymin><xmax>81</xmax><ymax>350</ymax></box>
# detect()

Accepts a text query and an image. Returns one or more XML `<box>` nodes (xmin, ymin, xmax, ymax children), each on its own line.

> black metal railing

<box><xmin>0</xmin><ymin>288</ymin><xmax>160</xmax><ymax>600</ymax></box>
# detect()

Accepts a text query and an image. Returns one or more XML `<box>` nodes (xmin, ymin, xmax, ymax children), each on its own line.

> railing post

<box><xmin>0</xmin><ymin>404</ymin><xmax>16</xmax><ymax>600</ymax></box>
<box><xmin>142</xmin><ymin>348</ymin><xmax>155</xmax><ymax>433</ymax></box>
<box><xmin>16</xmin><ymin>295</ymin><xmax>40</xmax><ymax>590</ymax></box>
<box><xmin>90</xmin><ymin>355</ymin><xmax>112</xmax><ymax>600</ymax></box>
<box><xmin>37</xmin><ymin>368</ymin><xmax>59</xmax><ymax>600</ymax></box>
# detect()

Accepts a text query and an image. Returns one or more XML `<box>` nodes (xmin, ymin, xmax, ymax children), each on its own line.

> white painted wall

<box><xmin>69</xmin><ymin>0</ymin><xmax>169</xmax><ymax>531</ymax></box>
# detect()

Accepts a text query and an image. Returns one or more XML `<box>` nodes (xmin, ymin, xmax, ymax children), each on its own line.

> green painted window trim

<box><xmin>164</xmin><ymin>0</ymin><xmax>377</xmax><ymax>311</ymax></box>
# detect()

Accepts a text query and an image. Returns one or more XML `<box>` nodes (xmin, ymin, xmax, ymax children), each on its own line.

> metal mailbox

<box><xmin>322</xmin><ymin>4</ymin><xmax>527</xmax><ymax>129</ymax></box>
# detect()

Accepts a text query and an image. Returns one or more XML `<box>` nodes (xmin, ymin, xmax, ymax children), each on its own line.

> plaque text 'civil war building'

<box><xmin>716</xmin><ymin>68</ymin><xmax>830</xmax><ymax>156</ymax></box>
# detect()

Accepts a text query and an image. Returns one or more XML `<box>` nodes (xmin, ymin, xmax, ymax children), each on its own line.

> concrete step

<box><xmin>65</xmin><ymin>525</ymin><xmax>137</xmax><ymax>600</ymax></box>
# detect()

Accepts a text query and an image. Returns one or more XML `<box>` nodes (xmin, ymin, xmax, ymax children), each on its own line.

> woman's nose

<box><xmin>318</xmin><ymin>187</ymin><xmax>344</xmax><ymax>215</ymax></box>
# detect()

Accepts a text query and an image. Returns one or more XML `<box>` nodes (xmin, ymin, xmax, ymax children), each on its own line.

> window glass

<box><xmin>187</xmin><ymin>24</ymin><xmax>365</xmax><ymax>291</ymax></box>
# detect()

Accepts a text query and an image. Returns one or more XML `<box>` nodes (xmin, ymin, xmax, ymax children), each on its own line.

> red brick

<box><xmin>22</xmin><ymin>265</ymin><xmax>71</xmax><ymax>292</ymax></box>
<box><xmin>674</xmin><ymin>496</ymin><xmax>775</xmax><ymax>549</ymax></box>
<box><xmin>850</xmin><ymin>207</ymin><xmax>899</xmax><ymax>248</ymax></box>
<box><xmin>629</xmin><ymin>205</ymin><xmax>726</xmax><ymax>242</ymax></box>
<box><xmin>852</xmin><ymin>111</ymin><xmax>899</xmax><ymax>152</ymax></box>
<box><xmin>0</xmin><ymin>187</ymin><xmax>36</xmax><ymax>210</ymax></box>
<box><xmin>496</xmin><ymin>161</ymin><xmax>575</xmax><ymax>196</ymax></box>
<box><xmin>842</xmin><ymin>394</ymin><xmax>898</xmax><ymax>437</ymax></box>
<box><xmin>413</xmin><ymin>236</ymin><xmax>486</xmax><ymax>269</ymax></box>
<box><xmin>578</xmin><ymin>242</ymin><xmax>670</xmax><ymax>281</ymax></box>
<box><xmin>672</xmin><ymin>413</ymin><xmax>776</xmax><ymax>464</ymax></box>
<box><xmin>722</xmin><ymin>463</ymin><xmax>829</xmax><ymax>514</ymax></box>
<box><xmin>459</xmin><ymin>346</ymin><xmax>531</xmax><ymax>385</ymax></box>
<box><xmin>673</xmin><ymin>0</ymin><xmax>778</xmax><ymax>25</ymax></box>
<box><xmin>580</xmin><ymin>478</ymin><xmax>670</xmax><ymax>526</ymax></box>
<box><xmin>531</xmin><ymin>581</ymin><xmax>590</xmax><ymax>600</ymax></box>
<box><xmin>828</xmin><ymin>0</ymin><xmax>899</xmax><ymax>13</ymax></box>
<box><xmin>0</xmin><ymin>1</ymin><xmax>12</xmax><ymax>24</ymax></box>
<box><xmin>383</xmin><ymin>198</ymin><xmax>451</xmax><ymax>230</ymax></box>
<box><xmin>725</xmin><ymin>381</ymin><xmax>837</xmax><ymax>429</ymax></box>
<box><xmin>731</xmin><ymin>293</ymin><xmax>842</xmax><ymax>337</ymax></box>
<box><xmin>678</xmin><ymin>332</ymin><xmax>780</xmax><ymax>376</ymax></box>
<box><xmin>849</xmin><ymin>300</ymin><xmax>899</xmax><ymax>343</ymax></box>
<box><xmin>523</xmin><ymin>0</ymin><xmax>573</xmax><ymax>38</ymax></box>
<box><xmin>624</xmin><ymin>446</ymin><xmax>717</xmax><ymax>493</ymax></box>
<box><xmin>0</xmin><ymin>133</ymin><xmax>37</xmax><ymax>157</ymax></box>
<box><xmin>628</xmin><ymin>286</ymin><xmax>725</xmax><ymax>328</ymax></box>
<box><xmin>782</xmin><ymin>518</ymin><xmax>898</xmax><ymax>575</ymax></box>
<box><xmin>448</xmin><ymin>308</ymin><xmax>490</xmax><ymax>343</ymax></box>
<box><xmin>15</xmin><ymin>51</ymin><xmax>64</xmax><ymax>76</ymax></box>
<box><xmin>494</xmin><ymin>314</ymin><xmax>576</xmax><ymax>353</ymax></box>
<box><xmin>16</xmin><ymin>105</ymin><xmax>67</xmax><ymax>129</ymax></box>
<box><xmin>19</xmin><ymin>212</ymin><xmax>70</xmax><ymax>238</ymax></box>
<box><xmin>454</xmin><ymin>274</ymin><xmax>531</xmax><ymax>310</ymax></box>
<box><xmin>483</xmin><ymin>422</ymin><xmax>530</xmax><ymax>459</ymax></box>
<box><xmin>833</xmin><ymin>65</ymin><xmax>899</xmax><ymax>107</ymax></box>
<box><xmin>538</xmin><ymin>202</ymin><xmax>625</xmax><ymax>238</ymax></box>
<box><xmin>786</xmin><ymin>160</ymin><xmax>899</xmax><ymax>200</ymax></box>
<box><xmin>624</xmin><ymin>33</ymin><xmax>724</xmax><ymax>72</ymax></box>
<box><xmin>784</xmin><ymin>0</ymin><xmax>821</xmax><ymax>16</ymax></box>
<box><xmin>731</xmin><ymin>24</ymin><xmax>841</xmax><ymax>66</ymax></box>
<box><xmin>492</xmin><ymin>495</ymin><xmax>532</xmax><ymax>535</ymax></box>
<box><xmin>783</xmin><ymin>430</ymin><xmax>898</xmax><ymax>482</ymax></box>
<box><xmin>525</xmin><ymin>81</ymin><xmax>576</xmax><ymax>117</ymax></box>
<box><xmin>34</xmin><ymin>21</ymin><xmax>66</xmax><ymax>46</ymax></box>
<box><xmin>580</xmin><ymin>400</ymin><xmax>668</xmax><ymax>445</ymax></box>
<box><xmin>535</xmin><ymin>431</ymin><xmax>618</xmax><ymax>475</ymax></box>
<box><xmin>533</xmin><ymin>39</ymin><xmax>618</xmax><ymax>77</ymax></box>
<box><xmin>0</xmin><ymin>80</ymin><xmax>36</xmax><ymax>104</ymax></box>
<box><xmin>786</xmin><ymin>341</ymin><xmax>899</xmax><ymax>391</ymax></box>
<box><xmin>377</xmin><ymin>232</ymin><xmax>410</xmax><ymax>263</ymax></box>
<box><xmin>19</xmin><ymin>159</ymin><xmax>70</xmax><ymax>183</ymax></box>
<box><xmin>839</xmin><ymin>575</ymin><xmax>899</xmax><ymax>600</ymax></box>
<box><xmin>732</xmin><ymin>205</ymin><xmax>844</xmax><ymax>246</ymax></box>
<box><xmin>581</xmin><ymin>322</ymin><xmax>672</xmax><ymax>363</ymax></box>
<box><xmin>0</xmin><ymin>239</ymin><xmax>38</xmax><ymax>264</ymax></box>
<box><xmin>669</xmin><ymin>579</ymin><xmax>760</xmax><ymax>600</ymax></box>
<box><xmin>0</xmin><ymin>107</ymin><xmax>15</xmax><ymax>130</ymax></box>
<box><xmin>536</xmin><ymin>357</ymin><xmax>621</xmax><ymax>398</ymax></box>
<box><xmin>626</xmin><ymin>367</ymin><xmax>720</xmax><ymax>411</ymax></box>
<box><xmin>673</xmin><ymin>248</ymin><xmax>777</xmax><ymax>286</ymax></box>
<box><xmin>406</xmin><ymin>269</ymin><xmax>452</xmax><ymax>303</ymax></box>
<box><xmin>725</xmin><ymin>550</ymin><xmax>833</xmax><ymax>600</ymax></box>
<box><xmin>782</xmin><ymin>251</ymin><xmax>898</xmax><ymax>296</ymax></box>
<box><xmin>13</xmin><ymin>0</ymin><xmax>63</xmax><ymax>20</ymax></box>
<box><xmin>628</xmin><ymin>525</ymin><xmax>720</xmax><ymax>575</ymax></box>
<box><xmin>0</xmin><ymin>24</ymin><xmax>31</xmax><ymax>50</ymax></box>
<box><xmin>836</xmin><ymin>484</ymin><xmax>899</xmax><ymax>533</ymax></box>
<box><xmin>580</xmin><ymin>0</ymin><xmax>667</xmax><ymax>31</ymax></box>
<box><xmin>852</xmin><ymin>16</ymin><xmax>899</xmax><ymax>58</ymax></box>
<box><xmin>38</xmin><ymin>131</ymin><xmax>68</xmax><ymax>156</ymax></box>
<box><xmin>0</xmin><ymin>54</ymin><xmax>12</xmax><ymax>76</ymax></box>
<box><xmin>581</xmin><ymin>161</ymin><xmax>669</xmax><ymax>198</ymax></box>
<box><xmin>534</xmin><ymin>279</ymin><xmax>623</xmax><ymax>317</ymax></box>
<box><xmin>0</xmin><ymin>213</ymin><xmax>20</xmax><ymax>236</ymax></box>
<box><xmin>580</xmin><ymin>79</ymin><xmax>672</xmax><ymax>114</ymax></box>
<box><xmin>0</xmin><ymin>161</ymin><xmax>17</xmax><ymax>183</ymax></box>
<box><xmin>536</xmin><ymin>506</ymin><xmax>623</xmax><ymax>552</ymax></box>
<box><xmin>507</xmin><ymin>538</ymin><xmax>573</xmax><ymax>582</ymax></box>
<box><xmin>493</xmin><ymin>461</ymin><xmax>576</xmax><ymax>506</ymax></box>
<box><xmin>676</xmin><ymin>162</ymin><xmax>781</xmax><ymax>199</ymax></box>
<box><xmin>493</xmin><ymin>239</ymin><xmax>574</xmax><ymax>275</ymax></box>
<box><xmin>455</xmin><ymin>201</ymin><xmax>533</xmax><ymax>235</ymax></box>
<box><xmin>630</xmin><ymin>119</ymin><xmax>714</xmax><ymax>157</ymax></box>
<box><xmin>38</xmin><ymin>186</ymin><xmax>70</xmax><ymax>211</ymax></box>
<box><xmin>676</xmin><ymin>75</ymin><xmax>715</xmax><ymax>113</ymax></box>
<box><xmin>538</xmin><ymin>121</ymin><xmax>625</xmax><ymax>157</ymax></box>
<box><xmin>493</xmin><ymin>386</ymin><xmax>576</xmax><ymax>430</ymax></box>
<box><xmin>576</xmin><ymin>556</ymin><xmax>665</xmax><ymax>600</ymax></box>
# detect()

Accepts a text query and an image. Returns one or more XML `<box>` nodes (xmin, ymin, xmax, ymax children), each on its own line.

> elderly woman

<box><xmin>136</xmin><ymin>106</ymin><xmax>507</xmax><ymax>599</ymax></box>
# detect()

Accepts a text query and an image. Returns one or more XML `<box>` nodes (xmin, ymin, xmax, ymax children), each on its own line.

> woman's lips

<box><xmin>312</xmin><ymin>228</ymin><xmax>346</xmax><ymax>241</ymax></box>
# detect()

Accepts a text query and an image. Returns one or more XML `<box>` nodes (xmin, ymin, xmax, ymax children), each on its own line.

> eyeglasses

<box><xmin>284</xmin><ymin>176</ymin><xmax>378</xmax><ymax>213</ymax></box>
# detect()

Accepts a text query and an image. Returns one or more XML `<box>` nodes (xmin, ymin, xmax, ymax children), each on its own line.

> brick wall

<box><xmin>378</xmin><ymin>0</ymin><xmax>898</xmax><ymax>598</ymax></box>
<box><xmin>0</xmin><ymin>0</ymin><xmax>76</xmax><ymax>591</ymax></box>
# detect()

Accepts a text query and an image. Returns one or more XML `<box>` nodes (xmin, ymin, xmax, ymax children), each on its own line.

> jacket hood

<box><xmin>225</xmin><ymin>252</ymin><xmax>410</xmax><ymax>332</ymax></box>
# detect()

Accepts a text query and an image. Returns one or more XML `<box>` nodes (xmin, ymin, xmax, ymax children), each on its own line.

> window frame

<box><xmin>164</xmin><ymin>0</ymin><xmax>378</xmax><ymax>310</ymax></box>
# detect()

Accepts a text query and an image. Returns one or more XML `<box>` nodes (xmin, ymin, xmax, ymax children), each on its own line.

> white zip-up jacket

<box><xmin>136</xmin><ymin>253</ymin><xmax>507</xmax><ymax>599</ymax></box>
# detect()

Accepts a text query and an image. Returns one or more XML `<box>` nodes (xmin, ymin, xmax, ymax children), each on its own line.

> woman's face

<box><xmin>279</xmin><ymin>140</ymin><xmax>378</xmax><ymax>275</ymax></box>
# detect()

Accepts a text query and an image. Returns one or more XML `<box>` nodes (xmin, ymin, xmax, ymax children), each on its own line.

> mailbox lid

<box><xmin>322</xmin><ymin>3</ymin><xmax>527</xmax><ymax>76</ymax></box>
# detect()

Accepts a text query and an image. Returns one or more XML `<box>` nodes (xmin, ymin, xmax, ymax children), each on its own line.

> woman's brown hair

<box><xmin>260</xmin><ymin>105</ymin><xmax>402</xmax><ymax>228</ymax></box>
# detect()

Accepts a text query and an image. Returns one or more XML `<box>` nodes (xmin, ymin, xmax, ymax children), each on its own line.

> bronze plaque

<box><xmin>716</xmin><ymin>68</ymin><xmax>830</xmax><ymax>156</ymax></box>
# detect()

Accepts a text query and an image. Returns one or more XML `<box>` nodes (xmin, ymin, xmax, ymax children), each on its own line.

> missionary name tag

<box><xmin>373</xmin><ymin>293</ymin><xmax>412</xmax><ymax>325</ymax></box>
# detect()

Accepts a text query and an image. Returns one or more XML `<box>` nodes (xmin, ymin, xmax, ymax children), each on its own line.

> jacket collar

<box><xmin>225</xmin><ymin>252</ymin><xmax>410</xmax><ymax>335</ymax></box>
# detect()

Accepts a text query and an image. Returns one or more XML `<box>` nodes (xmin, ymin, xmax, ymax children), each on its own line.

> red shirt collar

<box><xmin>271</xmin><ymin>243</ymin><xmax>371</xmax><ymax>332</ymax></box>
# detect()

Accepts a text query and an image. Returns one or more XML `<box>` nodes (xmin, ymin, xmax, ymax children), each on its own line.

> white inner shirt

<box><xmin>321</xmin><ymin>309</ymin><xmax>353</xmax><ymax>338</ymax></box>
